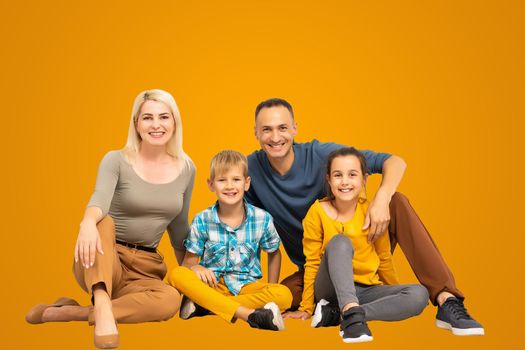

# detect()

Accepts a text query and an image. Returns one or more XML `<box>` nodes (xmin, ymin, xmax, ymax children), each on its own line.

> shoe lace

<box><xmin>443</xmin><ymin>299</ymin><xmax>472</xmax><ymax>320</ymax></box>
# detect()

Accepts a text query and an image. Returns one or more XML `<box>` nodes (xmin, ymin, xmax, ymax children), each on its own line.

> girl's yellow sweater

<box><xmin>298</xmin><ymin>198</ymin><xmax>399</xmax><ymax>314</ymax></box>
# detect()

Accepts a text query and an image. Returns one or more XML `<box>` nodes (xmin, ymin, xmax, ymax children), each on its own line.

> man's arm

<box><xmin>363</xmin><ymin>155</ymin><xmax>407</xmax><ymax>242</ymax></box>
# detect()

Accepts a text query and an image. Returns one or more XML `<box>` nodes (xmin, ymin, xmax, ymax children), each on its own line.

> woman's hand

<box><xmin>191</xmin><ymin>265</ymin><xmax>218</xmax><ymax>288</ymax></box>
<box><xmin>75</xmin><ymin>219</ymin><xmax>103</xmax><ymax>269</ymax></box>
<box><xmin>282</xmin><ymin>310</ymin><xmax>311</xmax><ymax>320</ymax></box>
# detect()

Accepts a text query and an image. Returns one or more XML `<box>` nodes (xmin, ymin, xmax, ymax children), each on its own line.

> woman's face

<box><xmin>327</xmin><ymin>155</ymin><xmax>366</xmax><ymax>203</ymax></box>
<box><xmin>135</xmin><ymin>100</ymin><xmax>175</xmax><ymax>147</ymax></box>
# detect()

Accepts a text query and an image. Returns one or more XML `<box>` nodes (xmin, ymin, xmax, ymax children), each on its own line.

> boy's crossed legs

<box><xmin>169</xmin><ymin>266</ymin><xmax>292</xmax><ymax>330</ymax></box>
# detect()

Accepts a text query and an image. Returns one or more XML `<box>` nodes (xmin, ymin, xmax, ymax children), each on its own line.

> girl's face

<box><xmin>327</xmin><ymin>155</ymin><xmax>366</xmax><ymax>203</ymax></box>
<box><xmin>135</xmin><ymin>100</ymin><xmax>175</xmax><ymax>147</ymax></box>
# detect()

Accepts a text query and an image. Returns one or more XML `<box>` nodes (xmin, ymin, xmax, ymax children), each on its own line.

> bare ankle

<box><xmin>93</xmin><ymin>285</ymin><xmax>112</xmax><ymax>307</ymax></box>
<box><xmin>342</xmin><ymin>302</ymin><xmax>359</xmax><ymax>313</ymax></box>
<box><xmin>437</xmin><ymin>291</ymin><xmax>454</xmax><ymax>306</ymax></box>
<box><xmin>234</xmin><ymin>306</ymin><xmax>255</xmax><ymax>322</ymax></box>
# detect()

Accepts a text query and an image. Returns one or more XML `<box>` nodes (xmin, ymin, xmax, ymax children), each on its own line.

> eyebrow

<box><xmin>141</xmin><ymin>112</ymin><xmax>171</xmax><ymax>116</ymax></box>
<box><xmin>331</xmin><ymin>169</ymin><xmax>360</xmax><ymax>173</ymax></box>
<box><xmin>262</xmin><ymin>123</ymin><xmax>289</xmax><ymax>128</ymax></box>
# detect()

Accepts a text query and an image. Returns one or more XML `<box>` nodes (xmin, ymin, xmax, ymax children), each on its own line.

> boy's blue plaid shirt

<box><xmin>184</xmin><ymin>201</ymin><xmax>281</xmax><ymax>295</ymax></box>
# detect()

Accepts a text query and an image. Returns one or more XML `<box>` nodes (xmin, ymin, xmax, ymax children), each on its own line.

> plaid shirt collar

<box><xmin>210</xmin><ymin>199</ymin><xmax>254</xmax><ymax>227</ymax></box>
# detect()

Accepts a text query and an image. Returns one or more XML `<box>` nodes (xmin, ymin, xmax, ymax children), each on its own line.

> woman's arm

<box><xmin>167</xmin><ymin>162</ymin><xmax>196</xmax><ymax>265</ymax></box>
<box><xmin>76</xmin><ymin>151</ymin><xmax>120</xmax><ymax>268</ymax></box>
<box><xmin>173</xmin><ymin>248</ymin><xmax>186</xmax><ymax>266</ymax></box>
<box><xmin>75</xmin><ymin>206</ymin><xmax>104</xmax><ymax>269</ymax></box>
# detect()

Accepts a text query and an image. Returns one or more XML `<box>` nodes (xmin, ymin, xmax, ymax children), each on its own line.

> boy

<box><xmin>168</xmin><ymin>150</ymin><xmax>292</xmax><ymax>331</ymax></box>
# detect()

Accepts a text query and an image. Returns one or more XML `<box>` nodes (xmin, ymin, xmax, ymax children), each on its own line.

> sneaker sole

<box><xmin>311</xmin><ymin>299</ymin><xmax>330</xmax><ymax>328</ymax></box>
<box><xmin>264</xmin><ymin>302</ymin><xmax>285</xmax><ymax>331</ymax></box>
<box><xmin>435</xmin><ymin>320</ymin><xmax>485</xmax><ymax>336</ymax></box>
<box><xmin>179</xmin><ymin>297</ymin><xmax>196</xmax><ymax>320</ymax></box>
<box><xmin>339</xmin><ymin>331</ymin><xmax>374</xmax><ymax>343</ymax></box>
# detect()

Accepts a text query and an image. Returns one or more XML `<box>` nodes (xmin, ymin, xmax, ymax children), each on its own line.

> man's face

<box><xmin>254</xmin><ymin>106</ymin><xmax>297</xmax><ymax>161</ymax></box>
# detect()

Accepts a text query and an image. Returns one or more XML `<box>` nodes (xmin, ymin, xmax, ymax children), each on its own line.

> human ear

<box><xmin>207</xmin><ymin>178</ymin><xmax>214</xmax><ymax>192</ymax></box>
<box><xmin>292</xmin><ymin>121</ymin><xmax>298</xmax><ymax>136</ymax></box>
<box><xmin>326</xmin><ymin>174</ymin><xmax>331</xmax><ymax>185</ymax></box>
<box><xmin>244</xmin><ymin>176</ymin><xmax>251</xmax><ymax>191</ymax></box>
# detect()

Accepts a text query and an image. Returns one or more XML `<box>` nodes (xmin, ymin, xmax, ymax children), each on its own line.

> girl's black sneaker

<box><xmin>311</xmin><ymin>299</ymin><xmax>341</xmax><ymax>328</ymax></box>
<box><xmin>339</xmin><ymin>306</ymin><xmax>373</xmax><ymax>343</ymax></box>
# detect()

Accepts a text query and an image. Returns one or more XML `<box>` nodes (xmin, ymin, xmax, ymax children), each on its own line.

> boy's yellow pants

<box><xmin>168</xmin><ymin>266</ymin><xmax>293</xmax><ymax>322</ymax></box>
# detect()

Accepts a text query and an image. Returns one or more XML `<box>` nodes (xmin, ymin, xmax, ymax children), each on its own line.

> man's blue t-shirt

<box><xmin>245</xmin><ymin>139</ymin><xmax>391</xmax><ymax>268</ymax></box>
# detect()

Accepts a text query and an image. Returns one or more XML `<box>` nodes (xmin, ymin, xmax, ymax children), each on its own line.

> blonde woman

<box><xmin>26</xmin><ymin>90</ymin><xmax>195</xmax><ymax>349</ymax></box>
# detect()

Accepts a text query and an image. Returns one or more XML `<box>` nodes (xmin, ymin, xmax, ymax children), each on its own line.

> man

<box><xmin>245</xmin><ymin>98</ymin><xmax>483</xmax><ymax>336</ymax></box>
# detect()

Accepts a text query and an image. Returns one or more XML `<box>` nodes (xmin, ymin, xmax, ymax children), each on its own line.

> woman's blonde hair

<box><xmin>122</xmin><ymin>89</ymin><xmax>189</xmax><ymax>164</ymax></box>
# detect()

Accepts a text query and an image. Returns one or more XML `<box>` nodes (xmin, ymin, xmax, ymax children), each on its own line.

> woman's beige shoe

<box><xmin>25</xmin><ymin>297</ymin><xmax>80</xmax><ymax>324</ymax></box>
<box><xmin>94</xmin><ymin>332</ymin><xmax>120</xmax><ymax>349</ymax></box>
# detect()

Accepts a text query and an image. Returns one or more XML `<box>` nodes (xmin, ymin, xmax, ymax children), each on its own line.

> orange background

<box><xmin>1</xmin><ymin>0</ymin><xmax>523</xmax><ymax>349</ymax></box>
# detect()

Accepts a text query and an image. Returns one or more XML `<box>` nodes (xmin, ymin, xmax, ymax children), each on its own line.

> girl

<box><xmin>285</xmin><ymin>147</ymin><xmax>428</xmax><ymax>343</ymax></box>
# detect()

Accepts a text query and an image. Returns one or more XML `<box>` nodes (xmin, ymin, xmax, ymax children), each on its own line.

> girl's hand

<box><xmin>191</xmin><ymin>265</ymin><xmax>218</xmax><ymax>288</ymax></box>
<box><xmin>283</xmin><ymin>310</ymin><xmax>311</xmax><ymax>320</ymax></box>
<box><xmin>75</xmin><ymin>220</ymin><xmax>103</xmax><ymax>269</ymax></box>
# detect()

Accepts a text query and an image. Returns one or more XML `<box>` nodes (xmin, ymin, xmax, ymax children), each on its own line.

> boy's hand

<box><xmin>190</xmin><ymin>265</ymin><xmax>218</xmax><ymax>288</ymax></box>
<box><xmin>283</xmin><ymin>310</ymin><xmax>311</xmax><ymax>320</ymax></box>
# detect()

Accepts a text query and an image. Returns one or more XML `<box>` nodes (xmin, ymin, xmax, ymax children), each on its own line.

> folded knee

<box><xmin>326</xmin><ymin>234</ymin><xmax>354</xmax><ymax>256</ymax></box>
<box><xmin>154</xmin><ymin>288</ymin><xmax>181</xmax><ymax>321</ymax></box>
<box><xmin>407</xmin><ymin>285</ymin><xmax>429</xmax><ymax>316</ymax></box>
<box><xmin>167</xmin><ymin>266</ymin><xmax>193</xmax><ymax>289</ymax></box>
<box><xmin>96</xmin><ymin>216</ymin><xmax>116</xmax><ymax>240</ymax></box>
<box><xmin>270</xmin><ymin>285</ymin><xmax>294</xmax><ymax>312</ymax></box>
<box><xmin>391</xmin><ymin>192</ymin><xmax>410</xmax><ymax>208</ymax></box>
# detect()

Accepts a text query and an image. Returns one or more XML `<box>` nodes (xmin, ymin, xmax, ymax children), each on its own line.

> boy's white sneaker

<box><xmin>247</xmin><ymin>302</ymin><xmax>285</xmax><ymax>331</ymax></box>
<box><xmin>179</xmin><ymin>296</ymin><xmax>210</xmax><ymax>320</ymax></box>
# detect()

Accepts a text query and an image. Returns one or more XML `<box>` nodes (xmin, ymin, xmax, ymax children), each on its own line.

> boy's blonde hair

<box><xmin>209</xmin><ymin>150</ymin><xmax>248</xmax><ymax>180</ymax></box>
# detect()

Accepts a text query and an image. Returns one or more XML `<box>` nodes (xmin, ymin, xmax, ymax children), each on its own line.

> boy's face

<box><xmin>208</xmin><ymin>165</ymin><xmax>251</xmax><ymax>206</ymax></box>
